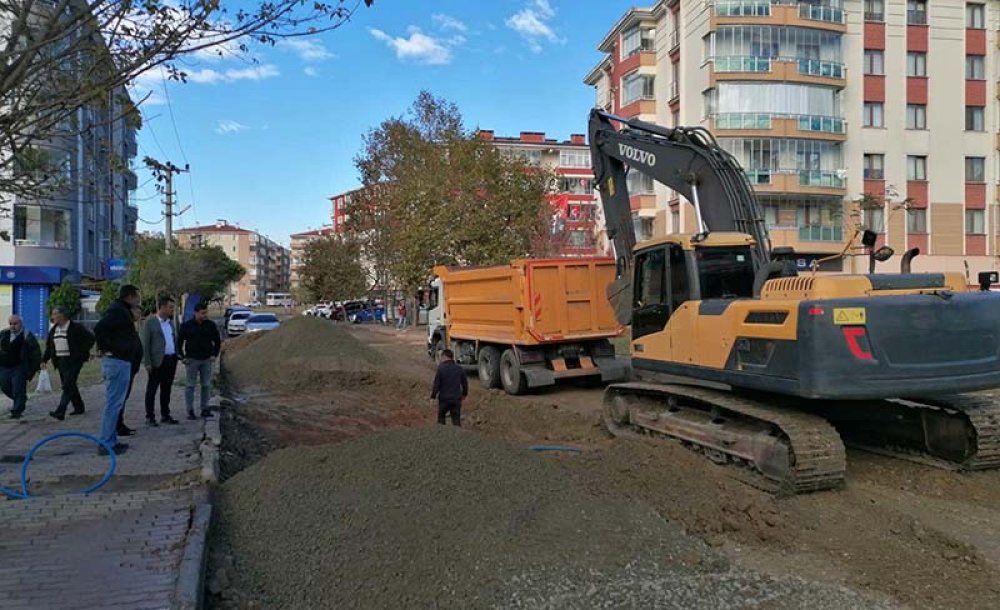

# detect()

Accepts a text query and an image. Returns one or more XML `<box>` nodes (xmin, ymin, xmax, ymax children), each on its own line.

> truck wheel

<box><xmin>478</xmin><ymin>346</ymin><xmax>501</xmax><ymax>389</ymax></box>
<box><xmin>500</xmin><ymin>349</ymin><xmax>527</xmax><ymax>395</ymax></box>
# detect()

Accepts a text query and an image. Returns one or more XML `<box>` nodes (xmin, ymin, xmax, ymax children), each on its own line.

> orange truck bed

<box><xmin>434</xmin><ymin>258</ymin><xmax>623</xmax><ymax>346</ymax></box>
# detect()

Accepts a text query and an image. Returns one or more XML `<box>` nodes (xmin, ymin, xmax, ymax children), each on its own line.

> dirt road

<box><xmin>215</xmin><ymin>321</ymin><xmax>1000</xmax><ymax>609</ymax></box>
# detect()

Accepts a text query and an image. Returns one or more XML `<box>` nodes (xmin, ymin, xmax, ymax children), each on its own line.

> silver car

<box><xmin>244</xmin><ymin>313</ymin><xmax>281</xmax><ymax>333</ymax></box>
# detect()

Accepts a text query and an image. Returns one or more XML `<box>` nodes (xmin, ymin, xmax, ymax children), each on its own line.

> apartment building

<box><xmin>174</xmin><ymin>220</ymin><xmax>290</xmax><ymax>305</ymax></box>
<box><xmin>289</xmin><ymin>226</ymin><xmax>336</xmax><ymax>291</ymax></box>
<box><xmin>477</xmin><ymin>131</ymin><xmax>603</xmax><ymax>256</ymax></box>
<box><xmin>0</xmin><ymin>90</ymin><xmax>138</xmax><ymax>336</ymax></box>
<box><xmin>585</xmin><ymin>0</ymin><xmax>1000</xmax><ymax>279</ymax></box>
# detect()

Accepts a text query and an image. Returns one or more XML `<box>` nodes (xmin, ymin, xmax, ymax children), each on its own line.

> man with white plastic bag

<box><xmin>43</xmin><ymin>305</ymin><xmax>95</xmax><ymax>421</ymax></box>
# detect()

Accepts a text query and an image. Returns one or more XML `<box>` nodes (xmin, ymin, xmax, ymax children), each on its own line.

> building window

<box><xmin>864</xmin><ymin>207</ymin><xmax>885</xmax><ymax>232</ymax></box>
<box><xmin>907</xmin><ymin>155</ymin><xmax>927</xmax><ymax>181</ymax></box>
<box><xmin>907</xmin><ymin>0</ymin><xmax>927</xmax><ymax>24</ymax></box>
<box><xmin>966</xmin><ymin>156</ymin><xmax>986</xmax><ymax>182</ymax></box>
<box><xmin>907</xmin><ymin>208</ymin><xmax>927</xmax><ymax>232</ymax></box>
<box><xmin>966</xmin><ymin>106</ymin><xmax>985</xmax><ymax>131</ymax></box>
<box><xmin>558</xmin><ymin>176</ymin><xmax>594</xmax><ymax>193</ymax></box>
<box><xmin>622</xmin><ymin>26</ymin><xmax>655</xmax><ymax>57</ymax></box>
<box><xmin>13</xmin><ymin>206</ymin><xmax>71</xmax><ymax>248</ymax></box>
<box><xmin>907</xmin><ymin>52</ymin><xmax>927</xmax><ymax>77</ymax></box>
<box><xmin>864</xmin><ymin>154</ymin><xmax>885</xmax><ymax>179</ymax></box>
<box><xmin>864</xmin><ymin>50</ymin><xmax>884</xmax><ymax>75</ymax></box>
<box><xmin>966</xmin><ymin>3</ymin><xmax>985</xmax><ymax>28</ymax></box>
<box><xmin>558</xmin><ymin>150</ymin><xmax>590</xmax><ymax>168</ymax></box>
<box><xmin>865</xmin><ymin>0</ymin><xmax>884</xmax><ymax>21</ymax></box>
<box><xmin>966</xmin><ymin>55</ymin><xmax>985</xmax><ymax>80</ymax></box>
<box><xmin>627</xmin><ymin>171</ymin><xmax>656</xmax><ymax>195</ymax></box>
<box><xmin>622</xmin><ymin>72</ymin><xmax>655</xmax><ymax>105</ymax></box>
<box><xmin>966</xmin><ymin>209</ymin><xmax>986</xmax><ymax>234</ymax></box>
<box><xmin>906</xmin><ymin>104</ymin><xmax>927</xmax><ymax>130</ymax></box>
<box><xmin>863</xmin><ymin>102</ymin><xmax>884</xmax><ymax>127</ymax></box>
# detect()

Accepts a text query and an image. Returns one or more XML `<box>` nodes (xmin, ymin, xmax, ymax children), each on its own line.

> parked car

<box><xmin>333</xmin><ymin>300</ymin><xmax>365</xmax><ymax>321</ymax></box>
<box><xmin>227</xmin><ymin>310</ymin><xmax>252</xmax><ymax>336</ymax></box>
<box><xmin>224</xmin><ymin>305</ymin><xmax>251</xmax><ymax>327</ymax></box>
<box><xmin>245</xmin><ymin>313</ymin><xmax>281</xmax><ymax>333</ymax></box>
<box><xmin>315</xmin><ymin>304</ymin><xmax>332</xmax><ymax>319</ymax></box>
<box><xmin>350</xmin><ymin>303</ymin><xmax>387</xmax><ymax>324</ymax></box>
<box><xmin>248</xmin><ymin>300</ymin><xmax>262</xmax><ymax>308</ymax></box>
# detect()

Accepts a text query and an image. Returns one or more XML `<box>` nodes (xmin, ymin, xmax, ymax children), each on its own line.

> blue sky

<box><xmin>131</xmin><ymin>0</ymin><xmax>633</xmax><ymax>246</ymax></box>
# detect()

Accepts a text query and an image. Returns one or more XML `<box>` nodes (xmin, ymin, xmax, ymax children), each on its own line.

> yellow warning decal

<box><xmin>833</xmin><ymin>307</ymin><xmax>866</xmax><ymax>325</ymax></box>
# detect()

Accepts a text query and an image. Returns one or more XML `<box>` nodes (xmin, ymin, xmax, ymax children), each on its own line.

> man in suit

<box><xmin>0</xmin><ymin>315</ymin><xmax>42</xmax><ymax>419</ymax></box>
<box><xmin>140</xmin><ymin>295</ymin><xmax>180</xmax><ymax>426</ymax></box>
<box><xmin>43</xmin><ymin>305</ymin><xmax>95</xmax><ymax>421</ymax></box>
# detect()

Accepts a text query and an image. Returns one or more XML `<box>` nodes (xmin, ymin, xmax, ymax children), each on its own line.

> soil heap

<box><xmin>218</xmin><ymin>426</ymin><xmax>893</xmax><ymax>609</ymax></box>
<box><xmin>223</xmin><ymin>316</ymin><xmax>381</xmax><ymax>392</ymax></box>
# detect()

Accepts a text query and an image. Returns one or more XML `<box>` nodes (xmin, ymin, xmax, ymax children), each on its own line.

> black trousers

<box><xmin>52</xmin><ymin>358</ymin><xmax>85</xmax><ymax>416</ymax></box>
<box><xmin>437</xmin><ymin>400</ymin><xmax>461</xmax><ymax>426</ymax></box>
<box><xmin>145</xmin><ymin>355</ymin><xmax>178</xmax><ymax>420</ymax></box>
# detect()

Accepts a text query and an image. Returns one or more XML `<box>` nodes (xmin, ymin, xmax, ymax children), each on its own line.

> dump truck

<box><xmin>426</xmin><ymin>258</ymin><xmax>630</xmax><ymax>394</ymax></box>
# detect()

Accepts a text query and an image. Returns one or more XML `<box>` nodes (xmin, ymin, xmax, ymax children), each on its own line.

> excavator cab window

<box><xmin>696</xmin><ymin>246</ymin><xmax>755</xmax><ymax>300</ymax></box>
<box><xmin>633</xmin><ymin>244</ymin><xmax>691</xmax><ymax>339</ymax></box>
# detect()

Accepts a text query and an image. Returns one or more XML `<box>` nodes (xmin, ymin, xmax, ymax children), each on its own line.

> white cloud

<box><xmin>129</xmin><ymin>66</ymin><xmax>170</xmax><ymax>106</ymax></box>
<box><xmin>369</xmin><ymin>27</ymin><xmax>453</xmax><ymax>65</ymax></box>
<box><xmin>187</xmin><ymin>40</ymin><xmax>244</xmax><ymax>63</ymax></box>
<box><xmin>278</xmin><ymin>39</ymin><xmax>335</xmax><ymax>62</ymax></box>
<box><xmin>432</xmin><ymin>14</ymin><xmax>467</xmax><ymax>32</ymax></box>
<box><xmin>506</xmin><ymin>0</ymin><xmax>562</xmax><ymax>53</ymax></box>
<box><xmin>186</xmin><ymin>64</ymin><xmax>280</xmax><ymax>84</ymax></box>
<box><xmin>303</xmin><ymin>66</ymin><xmax>319</xmax><ymax>77</ymax></box>
<box><xmin>215</xmin><ymin>119</ymin><xmax>249</xmax><ymax>135</ymax></box>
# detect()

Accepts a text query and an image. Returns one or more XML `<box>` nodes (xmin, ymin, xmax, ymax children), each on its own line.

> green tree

<box><xmin>47</xmin><ymin>278</ymin><xmax>81</xmax><ymax>318</ymax></box>
<box><xmin>300</xmin><ymin>237</ymin><xmax>368</xmax><ymax>302</ymax></box>
<box><xmin>96</xmin><ymin>281</ymin><xmax>119</xmax><ymax>315</ymax></box>
<box><xmin>0</xmin><ymin>0</ymin><xmax>374</xmax><ymax>206</ymax></box>
<box><xmin>348</xmin><ymin>91</ymin><xmax>554</xmax><ymax>293</ymax></box>
<box><xmin>127</xmin><ymin>237</ymin><xmax>245</xmax><ymax>306</ymax></box>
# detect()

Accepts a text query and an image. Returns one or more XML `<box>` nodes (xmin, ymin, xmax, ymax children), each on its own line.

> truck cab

<box><xmin>426</xmin><ymin>277</ymin><xmax>444</xmax><ymax>359</ymax></box>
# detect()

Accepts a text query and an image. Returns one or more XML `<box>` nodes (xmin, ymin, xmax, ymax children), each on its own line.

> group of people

<box><xmin>0</xmin><ymin>284</ymin><xmax>222</xmax><ymax>457</ymax></box>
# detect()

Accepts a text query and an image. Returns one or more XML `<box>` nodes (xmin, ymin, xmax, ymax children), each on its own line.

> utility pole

<box><xmin>145</xmin><ymin>158</ymin><xmax>190</xmax><ymax>252</ymax></box>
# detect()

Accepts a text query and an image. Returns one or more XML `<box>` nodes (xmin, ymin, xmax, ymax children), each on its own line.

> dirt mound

<box><xmin>216</xmin><ymin>427</ymin><xmax>890</xmax><ymax>609</ymax></box>
<box><xmin>223</xmin><ymin>316</ymin><xmax>381</xmax><ymax>392</ymax></box>
<box><xmin>220</xmin><ymin>331</ymin><xmax>266</xmax><ymax>356</ymax></box>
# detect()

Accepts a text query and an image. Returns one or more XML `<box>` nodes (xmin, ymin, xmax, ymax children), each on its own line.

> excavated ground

<box><xmin>208</xmin><ymin>318</ymin><xmax>1000</xmax><ymax>609</ymax></box>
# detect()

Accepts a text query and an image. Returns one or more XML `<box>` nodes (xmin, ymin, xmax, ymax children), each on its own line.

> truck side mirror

<box><xmin>978</xmin><ymin>271</ymin><xmax>999</xmax><ymax>291</ymax></box>
<box><xmin>861</xmin><ymin>230</ymin><xmax>878</xmax><ymax>248</ymax></box>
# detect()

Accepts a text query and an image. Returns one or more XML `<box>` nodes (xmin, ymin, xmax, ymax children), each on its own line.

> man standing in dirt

<box><xmin>94</xmin><ymin>284</ymin><xmax>142</xmax><ymax>454</ymax></box>
<box><xmin>178</xmin><ymin>301</ymin><xmax>220</xmax><ymax>420</ymax></box>
<box><xmin>430</xmin><ymin>349</ymin><xmax>467</xmax><ymax>426</ymax></box>
<box><xmin>141</xmin><ymin>295</ymin><xmax>180</xmax><ymax>426</ymax></box>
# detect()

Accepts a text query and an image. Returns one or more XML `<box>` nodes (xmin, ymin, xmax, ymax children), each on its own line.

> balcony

<box><xmin>714</xmin><ymin>0</ymin><xmax>771</xmax><ymax>17</ymax></box>
<box><xmin>799</xmin><ymin>225</ymin><xmax>844</xmax><ymax>241</ymax></box>
<box><xmin>714</xmin><ymin>55</ymin><xmax>771</xmax><ymax>73</ymax></box>
<box><xmin>798</xmin><ymin>170</ymin><xmax>845</xmax><ymax>188</ymax></box>
<box><xmin>797</xmin><ymin>58</ymin><xmax>845</xmax><ymax>79</ymax></box>
<box><xmin>669</xmin><ymin>29</ymin><xmax>680</xmax><ymax>51</ymax></box>
<box><xmin>799</xmin><ymin>3</ymin><xmax>845</xmax><ymax>24</ymax></box>
<box><xmin>711</xmin><ymin>113</ymin><xmax>846</xmax><ymax>139</ymax></box>
<box><xmin>864</xmin><ymin>10</ymin><xmax>884</xmax><ymax>21</ymax></box>
<box><xmin>668</xmin><ymin>81</ymin><xmax>679</xmax><ymax>102</ymax></box>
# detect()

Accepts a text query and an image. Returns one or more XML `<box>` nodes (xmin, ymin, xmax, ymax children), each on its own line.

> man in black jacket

<box><xmin>43</xmin><ymin>306</ymin><xmax>95</xmax><ymax>421</ymax></box>
<box><xmin>178</xmin><ymin>301</ymin><xmax>221</xmax><ymax>420</ymax></box>
<box><xmin>0</xmin><ymin>314</ymin><xmax>42</xmax><ymax>419</ymax></box>
<box><xmin>93</xmin><ymin>285</ymin><xmax>142</xmax><ymax>455</ymax></box>
<box><xmin>430</xmin><ymin>349</ymin><xmax>468</xmax><ymax>426</ymax></box>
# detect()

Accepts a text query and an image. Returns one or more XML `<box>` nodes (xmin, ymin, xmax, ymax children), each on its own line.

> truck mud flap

<box><xmin>521</xmin><ymin>366</ymin><xmax>556</xmax><ymax>388</ymax></box>
<box><xmin>595</xmin><ymin>357</ymin><xmax>631</xmax><ymax>383</ymax></box>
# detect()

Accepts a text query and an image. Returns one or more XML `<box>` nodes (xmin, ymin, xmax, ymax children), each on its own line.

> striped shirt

<box><xmin>53</xmin><ymin>323</ymin><xmax>70</xmax><ymax>358</ymax></box>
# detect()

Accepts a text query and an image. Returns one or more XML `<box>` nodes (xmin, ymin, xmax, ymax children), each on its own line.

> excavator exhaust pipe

<box><xmin>901</xmin><ymin>248</ymin><xmax>920</xmax><ymax>274</ymax></box>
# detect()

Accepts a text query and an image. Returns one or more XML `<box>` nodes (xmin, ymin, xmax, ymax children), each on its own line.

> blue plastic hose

<box><xmin>0</xmin><ymin>431</ymin><xmax>117</xmax><ymax>500</ymax></box>
<box><xmin>529</xmin><ymin>444</ymin><xmax>583</xmax><ymax>455</ymax></box>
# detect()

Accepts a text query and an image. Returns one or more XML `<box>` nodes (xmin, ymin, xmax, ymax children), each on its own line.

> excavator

<box><xmin>588</xmin><ymin>108</ymin><xmax>1000</xmax><ymax>494</ymax></box>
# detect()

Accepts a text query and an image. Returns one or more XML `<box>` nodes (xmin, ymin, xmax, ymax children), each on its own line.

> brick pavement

<box><xmin>0</xmin><ymin>365</ymin><xmax>216</xmax><ymax>609</ymax></box>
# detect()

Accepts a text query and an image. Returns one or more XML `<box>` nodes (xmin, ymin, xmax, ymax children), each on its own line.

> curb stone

<box><xmin>173</xmin><ymin>499</ymin><xmax>213</xmax><ymax>610</ymax></box>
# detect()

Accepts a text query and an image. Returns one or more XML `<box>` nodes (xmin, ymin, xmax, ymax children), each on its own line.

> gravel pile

<box><xmin>217</xmin><ymin>427</ymin><xmax>895</xmax><ymax>609</ymax></box>
<box><xmin>223</xmin><ymin>316</ymin><xmax>380</xmax><ymax>392</ymax></box>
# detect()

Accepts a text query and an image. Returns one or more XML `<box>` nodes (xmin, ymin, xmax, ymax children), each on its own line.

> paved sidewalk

<box><xmin>0</xmin><ymin>367</ymin><xmax>217</xmax><ymax>609</ymax></box>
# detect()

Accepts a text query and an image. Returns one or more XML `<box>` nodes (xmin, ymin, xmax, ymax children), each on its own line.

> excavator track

<box><xmin>603</xmin><ymin>382</ymin><xmax>846</xmax><ymax>495</ymax></box>
<box><xmin>813</xmin><ymin>393</ymin><xmax>1000</xmax><ymax>471</ymax></box>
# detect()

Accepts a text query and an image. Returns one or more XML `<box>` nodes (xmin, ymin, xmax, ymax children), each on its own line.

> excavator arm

<box><xmin>588</xmin><ymin>109</ymin><xmax>773</xmax><ymax>322</ymax></box>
